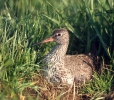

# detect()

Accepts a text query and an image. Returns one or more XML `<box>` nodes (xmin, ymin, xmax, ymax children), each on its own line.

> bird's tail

<box><xmin>89</xmin><ymin>43</ymin><xmax>101</xmax><ymax>72</ymax></box>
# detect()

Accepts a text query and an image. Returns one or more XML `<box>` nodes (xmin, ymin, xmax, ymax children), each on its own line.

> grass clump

<box><xmin>81</xmin><ymin>68</ymin><xmax>113</xmax><ymax>99</ymax></box>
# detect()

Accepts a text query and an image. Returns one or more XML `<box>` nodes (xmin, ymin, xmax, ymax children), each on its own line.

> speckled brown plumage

<box><xmin>35</xmin><ymin>28</ymin><xmax>94</xmax><ymax>87</ymax></box>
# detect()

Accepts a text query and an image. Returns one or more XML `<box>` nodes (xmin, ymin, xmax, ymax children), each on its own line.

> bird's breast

<box><xmin>43</xmin><ymin>54</ymin><xmax>74</xmax><ymax>86</ymax></box>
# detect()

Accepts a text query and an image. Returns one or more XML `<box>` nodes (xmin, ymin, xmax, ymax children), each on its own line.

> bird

<box><xmin>34</xmin><ymin>28</ymin><xmax>94</xmax><ymax>87</ymax></box>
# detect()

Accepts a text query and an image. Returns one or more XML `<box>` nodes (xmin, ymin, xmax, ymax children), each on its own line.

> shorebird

<box><xmin>34</xmin><ymin>28</ymin><xmax>94</xmax><ymax>87</ymax></box>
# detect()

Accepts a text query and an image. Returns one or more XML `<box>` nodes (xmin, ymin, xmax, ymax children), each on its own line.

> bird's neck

<box><xmin>50</xmin><ymin>43</ymin><xmax>69</xmax><ymax>57</ymax></box>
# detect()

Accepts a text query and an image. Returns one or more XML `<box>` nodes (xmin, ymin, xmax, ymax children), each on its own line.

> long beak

<box><xmin>33</xmin><ymin>37</ymin><xmax>54</xmax><ymax>46</ymax></box>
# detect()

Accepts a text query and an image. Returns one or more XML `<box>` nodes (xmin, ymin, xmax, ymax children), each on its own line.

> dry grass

<box><xmin>22</xmin><ymin>66</ymin><xmax>114</xmax><ymax>100</ymax></box>
<box><xmin>22</xmin><ymin>73</ymin><xmax>91</xmax><ymax>100</ymax></box>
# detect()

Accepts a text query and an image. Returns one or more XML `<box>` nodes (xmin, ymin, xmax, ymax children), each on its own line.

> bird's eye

<box><xmin>58</xmin><ymin>33</ymin><xmax>61</xmax><ymax>36</ymax></box>
<box><xmin>54</xmin><ymin>33</ymin><xmax>61</xmax><ymax>38</ymax></box>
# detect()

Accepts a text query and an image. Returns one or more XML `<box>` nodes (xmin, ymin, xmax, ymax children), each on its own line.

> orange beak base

<box><xmin>33</xmin><ymin>37</ymin><xmax>54</xmax><ymax>46</ymax></box>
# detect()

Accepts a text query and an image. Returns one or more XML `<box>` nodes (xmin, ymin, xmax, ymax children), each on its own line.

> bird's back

<box><xmin>65</xmin><ymin>54</ymin><xmax>94</xmax><ymax>83</ymax></box>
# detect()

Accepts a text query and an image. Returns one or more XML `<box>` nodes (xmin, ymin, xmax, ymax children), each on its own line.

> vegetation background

<box><xmin>0</xmin><ymin>0</ymin><xmax>114</xmax><ymax>99</ymax></box>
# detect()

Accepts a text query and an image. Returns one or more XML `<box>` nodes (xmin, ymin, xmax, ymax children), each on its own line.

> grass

<box><xmin>0</xmin><ymin>0</ymin><xmax>114</xmax><ymax>99</ymax></box>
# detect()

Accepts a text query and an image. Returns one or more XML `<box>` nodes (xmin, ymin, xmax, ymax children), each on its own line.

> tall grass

<box><xmin>0</xmin><ymin>0</ymin><xmax>114</xmax><ymax>99</ymax></box>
